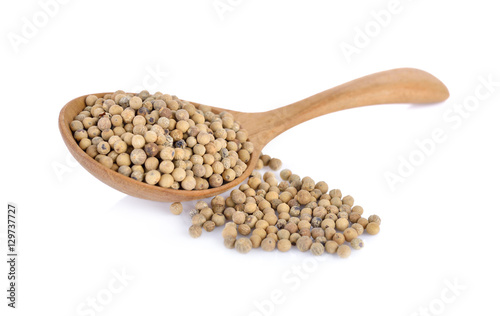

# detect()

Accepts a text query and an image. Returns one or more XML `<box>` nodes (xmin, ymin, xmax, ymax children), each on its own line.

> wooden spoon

<box><xmin>59</xmin><ymin>68</ymin><xmax>449</xmax><ymax>202</ymax></box>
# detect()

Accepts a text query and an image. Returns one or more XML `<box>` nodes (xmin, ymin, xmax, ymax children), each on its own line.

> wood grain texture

<box><xmin>59</xmin><ymin>68</ymin><xmax>449</xmax><ymax>202</ymax></box>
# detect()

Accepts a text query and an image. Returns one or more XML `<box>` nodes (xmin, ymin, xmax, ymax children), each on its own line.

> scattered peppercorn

<box><xmin>141</xmin><ymin>153</ymin><xmax>382</xmax><ymax>257</ymax></box>
<box><xmin>189</xmin><ymin>225</ymin><xmax>202</xmax><ymax>238</ymax></box>
<box><xmin>261</xmin><ymin>237</ymin><xmax>276</xmax><ymax>251</ymax></box>
<box><xmin>366</xmin><ymin>222</ymin><xmax>380</xmax><ymax>235</ymax></box>
<box><xmin>277</xmin><ymin>239</ymin><xmax>292</xmax><ymax>252</ymax></box>
<box><xmin>325</xmin><ymin>241</ymin><xmax>339</xmax><ymax>254</ymax></box>
<box><xmin>224</xmin><ymin>236</ymin><xmax>236</xmax><ymax>249</ymax></box>
<box><xmin>310</xmin><ymin>242</ymin><xmax>325</xmax><ymax>256</ymax></box>
<box><xmin>170</xmin><ymin>202</ymin><xmax>183</xmax><ymax>215</ymax></box>
<box><xmin>235</xmin><ymin>238</ymin><xmax>252</xmax><ymax>254</ymax></box>
<box><xmin>343</xmin><ymin>227</ymin><xmax>358</xmax><ymax>242</ymax></box>
<box><xmin>351</xmin><ymin>238</ymin><xmax>364</xmax><ymax>250</ymax></box>
<box><xmin>337</xmin><ymin>245</ymin><xmax>351</xmax><ymax>258</ymax></box>
<box><xmin>368</xmin><ymin>214</ymin><xmax>382</xmax><ymax>225</ymax></box>
<box><xmin>268</xmin><ymin>158</ymin><xmax>282</xmax><ymax>171</ymax></box>
<box><xmin>296</xmin><ymin>236</ymin><xmax>313</xmax><ymax>252</ymax></box>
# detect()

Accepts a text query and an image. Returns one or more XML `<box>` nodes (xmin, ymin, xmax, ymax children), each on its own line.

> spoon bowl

<box><xmin>59</xmin><ymin>68</ymin><xmax>449</xmax><ymax>201</ymax></box>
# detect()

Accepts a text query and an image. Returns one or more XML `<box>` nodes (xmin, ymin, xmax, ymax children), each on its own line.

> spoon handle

<box><xmin>241</xmin><ymin>68</ymin><xmax>449</xmax><ymax>149</ymax></box>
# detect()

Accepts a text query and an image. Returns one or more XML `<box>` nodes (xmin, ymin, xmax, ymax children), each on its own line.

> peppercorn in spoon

<box><xmin>59</xmin><ymin>68</ymin><xmax>449</xmax><ymax>201</ymax></box>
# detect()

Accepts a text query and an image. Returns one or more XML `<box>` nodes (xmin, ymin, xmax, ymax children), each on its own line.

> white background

<box><xmin>1</xmin><ymin>1</ymin><xmax>499</xmax><ymax>315</ymax></box>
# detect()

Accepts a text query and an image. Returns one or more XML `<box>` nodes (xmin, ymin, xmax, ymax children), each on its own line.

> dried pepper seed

<box><xmin>357</xmin><ymin>217</ymin><xmax>369</xmax><ymax>228</ymax></box>
<box><xmin>224</xmin><ymin>236</ymin><xmax>236</xmax><ymax>249</ymax></box>
<box><xmin>351</xmin><ymin>223</ymin><xmax>364</xmax><ymax>235</ymax></box>
<box><xmin>310</xmin><ymin>242</ymin><xmax>325</xmax><ymax>256</ymax></box>
<box><xmin>351</xmin><ymin>205</ymin><xmax>364</xmax><ymax>214</ymax></box>
<box><xmin>189</xmin><ymin>225</ymin><xmax>202</xmax><ymax>238</ymax></box>
<box><xmin>222</xmin><ymin>226</ymin><xmax>238</xmax><ymax>239</ymax></box>
<box><xmin>335</xmin><ymin>218</ymin><xmax>349</xmax><ymax>231</ymax></box>
<box><xmin>325</xmin><ymin>241</ymin><xmax>339</xmax><ymax>254</ymax></box>
<box><xmin>170</xmin><ymin>202</ymin><xmax>183</xmax><ymax>215</ymax></box>
<box><xmin>333</xmin><ymin>233</ymin><xmax>345</xmax><ymax>245</ymax></box>
<box><xmin>268</xmin><ymin>158</ymin><xmax>282</xmax><ymax>170</ymax></box>
<box><xmin>277</xmin><ymin>239</ymin><xmax>292</xmax><ymax>252</ymax></box>
<box><xmin>189</xmin><ymin>209</ymin><xmax>199</xmax><ymax>218</ymax></box>
<box><xmin>195</xmin><ymin>201</ymin><xmax>208</xmax><ymax>210</ymax></box>
<box><xmin>280</xmin><ymin>169</ymin><xmax>292</xmax><ymax>180</ymax></box>
<box><xmin>337</xmin><ymin>245</ymin><xmax>351</xmax><ymax>258</ymax></box>
<box><xmin>368</xmin><ymin>215</ymin><xmax>382</xmax><ymax>225</ymax></box>
<box><xmin>250</xmin><ymin>235</ymin><xmax>262</xmax><ymax>248</ymax></box>
<box><xmin>238</xmin><ymin>224</ymin><xmax>252</xmax><ymax>236</ymax></box>
<box><xmin>261</xmin><ymin>237</ymin><xmax>276</xmax><ymax>251</ymax></box>
<box><xmin>342</xmin><ymin>195</ymin><xmax>354</xmax><ymax>207</ymax></box>
<box><xmin>343</xmin><ymin>227</ymin><xmax>358</xmax><ymax>242</ymax></box>
<box><xmin>366</xmin><ymin>222</ymin><xmax>380</xmax><ymax>235</ymax></box>
<box><xmin>192</xmin><ymin>214</ymin><xmax>207</xmax><ymax>226</ymax></box>
<box><xmin>351</xmin><ymin>238</ymin><xmax>364</xmax><ymax>250</ymax></box>
<box><xmin>296</xmin><ymin>236</ymin><xmax>313</xmax><ymax>252</ymax></box>
<box><xmin>235</xmin><ymin>238</ymin><xmax>252</xmax><ymax>254</ymax></box>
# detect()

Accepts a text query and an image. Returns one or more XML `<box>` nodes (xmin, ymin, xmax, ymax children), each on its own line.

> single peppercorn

<box><xmin>289</xmin><ymin>233</ymin><xmax>301</xmax><ymax>245</ymax></box>
<box><xmin>261</xmin><ymin>237</ymin><xmax>276</xmax><ymax>251</ymax></box>
<box><xmin>301</xmin><ymin>177</ymin><xmax>315</xmax><ymax>191</ymax></box>
<box><xmin>231</xmin><ymin>189</ymin><xmax>246</xmax><ymax>204</ymax></box>
<box><xmin>351</xmin><ymin>238</ymin><xmax>364</xmax><ymax>250</ymax></box>
<box><xmin>315</xmin><ymin>181</ymin><xmax>328</xmax><ymax>194</ymax></box>
<box><xmin>329</xmin><ymin>189</ymin><xmax>342</xmax><ymax>199</ymax></box>
<box><xmin>349</xmin><ymin>212</ymin><xmax>361</xmax><ymax>223</ymax></box>
<box><xmin>333</xmin><ymin>233</ymin><xmax>345</xmax><ymax>245</ymax></box>
<box><xmin>311</xmin><ymin>217</ymin><xmax>323</xmax><ymax>227</ymax></box>
<box><xmin>315</xmin><ymin>236</ymin><xmax>327</xmax><ymax>245</ymax></box>
<box><xmin>357</xmin><ymin>217</ymin><xmax>369</xmax><ymax>228</ymax></box>
<box><xmin>212</xmin><ymin>213</ymin><xmax>226</xmax><ymax>226</ymax></box>
<box><xmin>296</xmin><ymin>236</ymin><xmax>313</xmax><ymax>252</ymax></box>
<box><xmin>268</xmin><ymin>235</ymin><xmax>288</xmax><ymax>251</ymax></box>
<box><xmin>238</xmin><ymin>224</ymin><xmax>252</xmax><ymax>236</ymax></box>
<box><xmin>277</xmin><ymin>229</ymin><xmax>291</xmax><ymax>240</ymax></box>
<box><xmin>325</xmin><ymin>227</ymin><xmax>336</xmax><ymax>240</ymax></box>
<box><xmin>232</xmin><ymin>211</ymin><xmax>246</xmax><ymax>225</ymax></box>
<box><xmin>224</xmin><ymin>236</ymin><xmax>236</xmax><ymax>249</ymax></box>
<box><xmin>366</xmin><ymin>222</ymin><xmax>380</xmax><ymax>235</ymax></box>
<box><xmin>351</xmin><ymin>223</ymin><xmax>364</xmax><ymax>236</ymax></box>
<box><xmin>280</xmin><ymin>169</ymin><xmax>292</xmax><ymax>181</ymax></box>
<box><xmin>189</xmin><ymin>225</ymin><xmax>202</xmax><ymax>238</ymax></box>
<box><xmin>368</xmin><ymin>214</ymin><xmax>382</xmax><ymax>225</ymax></box>
<box><xmin>336</xmin><ymin>218</ymin><xmax>349</xmax><ymax>231</ymax></box>
<box><xmin>311</xmin><ymin>227</ymin><xmax>325</xmax><ymax>239</ymax></box>
<box><xmin>296</xmin><ymin>190</ymin><xmax>312</xmax><ymax>205</ymax></box>
<box><xmin>250</xmin><ymin>235</ymin><xmax>262</xmax><ymax>248</ymax></box>
<box><xmin>268</xmin><ymin>158</ymin><xmax>282</xmax><ymax>170</ymax></box>
<box><xmin>192</xmin><ymin>214</ymin><xmax>207</xmax><ymax>226</ymax></box>
<box><xmin>200</xmin><ymin>208</ymin><xmax>214</xmax><ymax>220</ymax></box>
<box><xmin>170</xmin><ymin>202</ymin><xmax>183</xmax><ymax>215</ymax></box>
<box><xmin>325</xmin><ymin>241</ymin><xmax>339</xmax><ymax>254</ymax></box>
<box><xmin>189</xmin><ymin>209</ymin><xmax>199</xmax><ymax>218</ymax></box>
<box><xmin>195</xmin><ymin>201</ymin><xmax>208</xmax><ymax>210</ymax></box>
<box><xmin>310</xmin><ymin>242</ymin><xmax>325</xmax><ymax>256</ymax></box>
<box><xmin>337</xmin><ymin>245</ymin><xmax>351</xmax><ymax>258</ymax></box>
<box><xmin>145</xmin><ymin>170</ymin><xmax>161</xmax><ymax>185</ymax></box>
<box><xmin>343</xmin><ymin>227</ymin><xmax>358</xmax><ymax>242</ymax></box>
<box><xmin>351</xmin><ymin>205</ymin><xmax>364</xmax><ymax>214</ymax></box>
<box><xmin>235</xmin><ymin>238</ymin><xmax>252</xmax><ymax>254</ymax></box>
<box><xmin>222</xmin><ymin>226</ymin><xmax>238</xmax><ymax>239</ymax></box>
<box><xmin>260</xmin><ymin>155</ymin><xmax>271</xmax><ymax>166</ymax></box>
<box><xmin>342</xmin><ymin>195</ymin><xmax>354</xmax><ymax>207</ymax></box>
